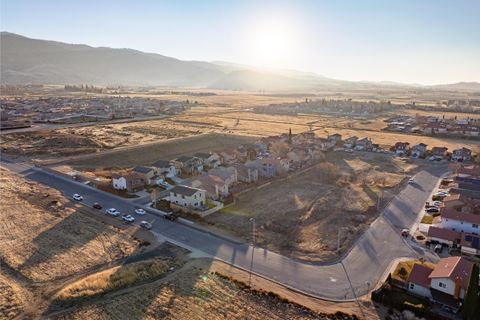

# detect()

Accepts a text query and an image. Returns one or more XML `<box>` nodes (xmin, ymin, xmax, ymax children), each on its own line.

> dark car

<box><xmin>164</xmin><ymin>212</ymin><xmax>178</xmax><ymax>221</ymax></box>
<box><xmin>426</xmin><ymin>207</ymin><xmax>440</xmax><ymax>214</ymax></box>
<box><xmin>93</xmin><ymin>202</ymin><xmax>102</xmax><ymax>209</ymax></box>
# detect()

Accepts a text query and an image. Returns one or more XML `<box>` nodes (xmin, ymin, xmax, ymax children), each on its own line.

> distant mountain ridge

<box><xmin>1</xmin><ymin>32</ymin><xmax>479</xmax><ymax>91</ymax></box>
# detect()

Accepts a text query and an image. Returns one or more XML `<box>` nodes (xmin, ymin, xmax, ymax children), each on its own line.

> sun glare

<box><xmin>245</xmin><ymin>14</ymin><xmax>297</xmax><ymax>68</ymax></box>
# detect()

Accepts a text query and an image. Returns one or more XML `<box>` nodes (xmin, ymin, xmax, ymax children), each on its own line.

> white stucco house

<box><xmin>407</xmin><ymin>263</ymin><xmax>434</xmax><ymax>299</ymax></box>
<box><xmin>439</xmin><ymin>208</ymin><xmax>480</xmax><ymax>234</ymax></box>
<box><xmin>112</xmin><ymin>174</ymin><xmax>127</xmax><ymax>190</ymax></box>
<box><xmin>169</xmin><ymin>185</ymin><xmax>206</xmax><ymax>208</ymax></box>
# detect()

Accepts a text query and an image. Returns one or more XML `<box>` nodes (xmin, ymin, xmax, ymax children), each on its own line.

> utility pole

<box><xmin>249</xmin><ymin>217</ymin><xmax>256</xmax><ymax>287</ymax></box>
<box><xmin>337</xmin><ymin>228</ymin><xmax>341</xmax><ymax>252</ymax></box>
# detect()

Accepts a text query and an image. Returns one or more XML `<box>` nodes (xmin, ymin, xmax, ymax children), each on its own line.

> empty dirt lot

<box><xmin>202</xmin><ymin>152</ymin><xmax>418</xmax><ymax>262</ymax></box>
<box><xmin>50</xmin><ymin>258</ymin><xmax>359</xmax><ymax>320</ymax></box>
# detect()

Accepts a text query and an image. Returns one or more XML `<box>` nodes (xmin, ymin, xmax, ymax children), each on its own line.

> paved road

<box><xmin>0</xmin><ymin>158</ymin><xmax>447</xmax><ymax>301</ymax></box>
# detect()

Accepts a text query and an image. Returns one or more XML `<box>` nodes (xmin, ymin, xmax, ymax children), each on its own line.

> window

<box><xmin>439</xmin><ymin>282</ymin><xmax>446</xmax><ymax>288</ymax></box>
<box><xmin>473</xmin><ymin>224</ymin><xmax>479</xmax><ymax>228</ymax></box>
<box><xmin>410</xmin><ymin>283</ymin><xmax>414</xmax><ymax>290</ymax></box>
<box><xmin>182</xmin><ymin>195</ymin><xmax>185</xmax><ymax>199</ymax></box>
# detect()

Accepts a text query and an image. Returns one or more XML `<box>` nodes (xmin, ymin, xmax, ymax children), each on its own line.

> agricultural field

<box><xmin>202</xmin><ymin>152</ymin><xmax>419</xmax><ymax>262</ymax></box>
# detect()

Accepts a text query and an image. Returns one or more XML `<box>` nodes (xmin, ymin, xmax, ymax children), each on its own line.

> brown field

<box><xmin>0</xmin><ymin>168</ymin><xmax>140</xmax><ymax>282</ymax></box>
<box><xmin>201</xmin><ymin>152</ymin><xmax>417</xmax><ymax>262</ymax></box>
<box><xmin>50</xmin><ymin>258</ymin><xmax>358</xmax><ymax>320</ymax></box>
<box><xmin>66</xmin><ymin>132</ymin><xmax>256</xmax><ymax>169</ymax></box>
<box><xmin>0</xmin><ymin>271</ymin><xmax>32</xmax><ymax>320</ymax></box>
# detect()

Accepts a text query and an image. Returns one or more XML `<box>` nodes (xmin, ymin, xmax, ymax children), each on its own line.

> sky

<box><xmin>1</xmin><ymin>0</ymin><xmax>479</xmax><ymax>84</ymax></box>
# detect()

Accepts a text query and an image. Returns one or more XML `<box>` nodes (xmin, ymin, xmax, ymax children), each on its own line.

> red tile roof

<box><xmin>429</xmin><ymin>256</ymin><xmax>473</xmax><ymax>290</ymax></box>
<box><xmin>427</xmin><ymin>226</ymin><xmax>461</xmax><ymax>242</ymax></box>
<box><xmin>407</xmin><ymin>263</ymin><xmax>433</xmax><ymax>288</ymax></box>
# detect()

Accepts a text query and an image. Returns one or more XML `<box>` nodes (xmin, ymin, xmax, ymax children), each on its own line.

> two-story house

<box><xmin>132</xmin><ymin>166</ymin><xmax>156</xmax><ymax>184</ymax></box>
<box><xmin>430</xmin><ymin>147</ymin><xmax>448</xmax><ymax>160</ymax></box>
<box><xmin>439</xmin><ymin>208</ymin><xmax>480</xmax><ymax>234</ymax></box>
<box><xmin>152</xmin><ymin>160</ymin><xmax>177</xmax><ymax>178</ymax></box>
<box><xmin>394</xmin><ymin>142</ymin><xmax>410</xmax><ymax>156</ymax></box>
<box><xmin>411</xmin><ymin>143</ymin><xmax>427</xmax><ymax>158</ymax></box>
<box><xmin>169</xmin><ymin>185</ymin><xmax>206</xmax><ymax>208</ymax></box>
<box><xmin>452</xmin><ymin>147</ymin><xmax>472</xmax><ymax>162</ymax></box>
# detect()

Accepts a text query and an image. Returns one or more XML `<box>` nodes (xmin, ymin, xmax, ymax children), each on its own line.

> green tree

<box><xmin>462</xmin><ymin>263</ymin><xmax>480</xmax><ymax>320</ymax></box>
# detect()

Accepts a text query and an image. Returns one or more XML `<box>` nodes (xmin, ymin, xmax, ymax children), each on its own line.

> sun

<box><xmin>246</xmin><ymin>15</ymin><xmax>297</xmax><ymax>68</ymax></box>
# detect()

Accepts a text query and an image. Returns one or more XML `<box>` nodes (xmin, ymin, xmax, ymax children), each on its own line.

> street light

<box><xmin>249</xmin><ymin>217</ymin><xmax>256</xmax><ymax>287</ymax></box>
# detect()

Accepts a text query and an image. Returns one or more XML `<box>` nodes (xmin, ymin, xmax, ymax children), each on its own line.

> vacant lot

<box><xmin>0</xmin><ymin>168</ymin><xmax>139</xmax><ymax>282</ymax></box>
<box><xmin>202</xmin><ymin>152</ymin><xmax>417</xmax><ymax>262</ymax></box>
<box><xmin>67</xmin><ymin>133</ymin><xmax>255</xmax><ymax>169</ymax></box>
<box><xmin>51</xmin><ymin>259</ymin><xmax>357</xmax><ymax>320</ymax></box>
<box><xmin>0</xmin><ymin>271</ymin><xmax>32</xmax><ymax>320</ymax></box>
<box><xmin>0</xmin><ymin>122</ymin><xmax>200</xmax><ymax>159</ymax></box>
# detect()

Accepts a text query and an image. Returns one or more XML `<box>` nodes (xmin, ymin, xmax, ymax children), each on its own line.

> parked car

<box><xmin>434</xmin><ymin>244</ymin><xmax>443</xmax><ymax>253</ymax></box>
<box><xmin>426</xmin><ymin>207</ymin><xmax>440</xmax><ymax>214</ymax></box>
<box><xmin>72</xmin><ymin>194</ymin><xmax>83</xmax><ymax>201</ymax></box>
<box><xmin>401</xmin><ymin>229</ymin><xmax>409</xmax><ymax>237</ymax></box>
<box><xmin>122</xmin><ymin>214</ymin><xmax>135</xmax><ymax>223</ymax></box>
<box><xmin>140</xmin><ymin>221</ymin><xmax>152</xmax><ymax>230</ymax></box>
<box><xmin>106</xmin><ymin>208</ymin><xmax>120</xmax><ymax>216</ymax></box>
<box><xmin>163</xmin><ymin>212</ymin><xmax>178</xmax><ymax>221</ymax></box>
<box><xmin>432</xmin><ymin>201</ymin><xmax>442</xmax><ymax>207</ymax></box>
<box><xmin>92</xmin><ymin>202</ymin><xmax>102</xmax><ymax>209</ymax></box>
<box><xmin>408</xmin><ymin>178</ymin><xmax>415</xmax><ymax>184</ymax></box>
<box><xmin>158</xmin><ymin>181</ymin><xmax>173</xmax><ymax>190</ymax></box>
<box><xmin>135</xmin><ymin>208</ymin><xmax>146</xmax><ymax>215</ymax></box>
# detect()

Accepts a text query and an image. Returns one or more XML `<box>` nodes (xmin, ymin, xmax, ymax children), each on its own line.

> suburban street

<box><xmin>0</xmin><ymin>157</ymin><xmax>447</xmax><ymax>301</ymax></box>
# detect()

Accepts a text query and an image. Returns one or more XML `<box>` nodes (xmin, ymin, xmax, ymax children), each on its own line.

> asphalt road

<box><xmin>0</xmin><ymin>158</ymin><xmax>447</xmax><ymax>301</ymax></box>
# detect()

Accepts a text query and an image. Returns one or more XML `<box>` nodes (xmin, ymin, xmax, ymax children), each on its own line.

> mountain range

<box><xmin>1</xmin><ymin>32</ymin><xmax>479</xmax><ymax>92</ymax></box>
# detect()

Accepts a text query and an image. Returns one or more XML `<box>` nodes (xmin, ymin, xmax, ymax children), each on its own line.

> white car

<box><xmin>72</xmin><ymin>194</ymin><xmax>83</xmax><ymax>201</ymax></box>
<box><xmin>106</xmin><ymin>208</ymin><xmax>120</xmax><ymax>216</ymax></box>
<box><xmin>140</xmin><ymin>221</ymin><xmax>152</xmax><ymax>229</ymax></box>
<box><xmin>122</xmin><ymin>214</ymin><xmax>135</xmax><ymax>223</ymax></box>
<box><xmin>135</xmin><ymin>208</ymin><xmax>146</xmax><ymax>215</ymax></box>
<box><xmin>408</xmin><ymin>179</ymin><xmax>415</xmax><ymax>184</ymax></box>
<box><xmin>432</xmin><ymin>201</ymin><xmax>442</xmax><ymax>207</ymax></box>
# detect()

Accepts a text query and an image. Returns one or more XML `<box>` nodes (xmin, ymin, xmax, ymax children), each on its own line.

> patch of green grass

<box><xmin>421</xmin><ymin>215</ymin><xmax>433</xmax><ymax>224</ymax></box>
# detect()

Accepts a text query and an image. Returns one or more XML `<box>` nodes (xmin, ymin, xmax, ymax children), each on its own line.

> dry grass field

<box><xmin>67</xmin><ymin>132</ymin><xmax>256</xmax><ymax>169</ymax></box>
<box><xmin>0</xmin><ymin>168</ymin><xmax>139</xmax><ymax>282</ymax></box>
<box><xmin>51</xmin><ymin>259</ymin><xmax>358</xmax><ymax>320</ymax></box>
<box><xmin>0</xmin><ymin>271</ymin><xmax>32</xmax><ymax>320</ymax></box>
<box><xmin>202</xmin><ymin>152</ymin><xmax>417</xmax><ymax>262</ymax></box>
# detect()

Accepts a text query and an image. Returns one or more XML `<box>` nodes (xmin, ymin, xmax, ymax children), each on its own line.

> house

<box><xmin>318</xmin><ymin>138</ymin><xmax>336</xmax><ymax>151</ymax></box>
<box><xmin>112</xmin><ymin>173</ymin><xmax>145</xmax><ymax>193</ymax></box>
<box><xmin>169</xmin><ymin>185</ymin><xmax>206</xmax><ymax>208</ymax></box>
<box><xmin>394</xmin><ymin>142</ymin><xmax>410</xmax><ymax>156</ymax></box>
<box><xmin>427</xmin><ymin>226</ymin><xmax>461</xmax><ymax>247</ymax></box>
<box><xmin>219</xmin><ymin>150</ymin><xmax>238</xmax><ymax>165</ymax></box>
<box><xmin>208</xmin><ymin>167</ymin><xmax>238</xmax><ymax>187</ymax></box>
<box><xmin>354</xmin><ymin>137</ymin><xmax>373</xmax><ymax>151</ymax></box>
<box><xmin>233</xmin><ymin>163</ymin><xmax>258</xmax><ymax>183</ymax></box>
<box><xmin>411</xmin><ymin>143</ymin><xmax>427</xmax><ymax>158</ymax></box>
<box><xmin>460</xmin><ymin>233</ymin><xmax>480</xmax><ymax>255</ymax></box>
<box><xmin>428</xmin><ymin>256</ymin><xmax>473</xmax><ymax>309</ymax></box>
<box><xmin>194</xmin><ymin>152</ymin><xmax>221</xmax><ymax>168</ymax></box>
<box><xmin>246</xmin><ymin>158</ymin><xmax>278</xmax><ymax>178</ymax></box>
<box><xmin>430</xmin><ymin>147</ymin><xmax>448</xmax><ymax>160</ymax></box>
<box><xmin>132</xmin><ymin>166</ymin><xmax>156</xmax><ymax>184</ymax></box>
<box><xmin>327</xmin><ymin>133</ymin><xmax>342</xmax><ymax>143</ymax></box>
<box><xmin>112</xmin><ymin>173</ymin><xmax>127</xmax><ymax>190</ymax></box>
<box><xmin>423</xmin><ymin>122</ymin><xmax>448</xmax><ymax>135</ymax></box>
<box><xmin>407</xmin><ymin>263</ymin><xmax>434</xmax><ymax>299</ymax></box>
<box><xmin>152</xmin><ymin>160</ymin><xmax>177</xmax><ymax>178</ymax></box>
<box><xmin>183</xmin><ymin>175</ymin><xmax>229</xmax><ymax>200</ymax></box>
<box><xmin>452</xmin><ymin>148</ymin><xmax>472</xmax><ymax>162</ymax></box>
<box><xmin>343</xmin><ymin>136</ymin><xmax>358</xmax><ymax>149</ymax></box>
<box><xmin>442</xmin><ymin>194</ymin><xmax>480</xmax><ymax>211</ymax></box>
<box><xmin>172</xmin><ymin>156</ymin><xmax>203</xmax><ymax>174</ymax></box>
<box><xmin>439</xmin><ymin>208</ymin><xmax>480</xmax><ymax>234</ymax></box>
<box><xmin>457</xmin><ymin>165</ymin><xmax>480</xmax><ymax>178</ymax></box>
